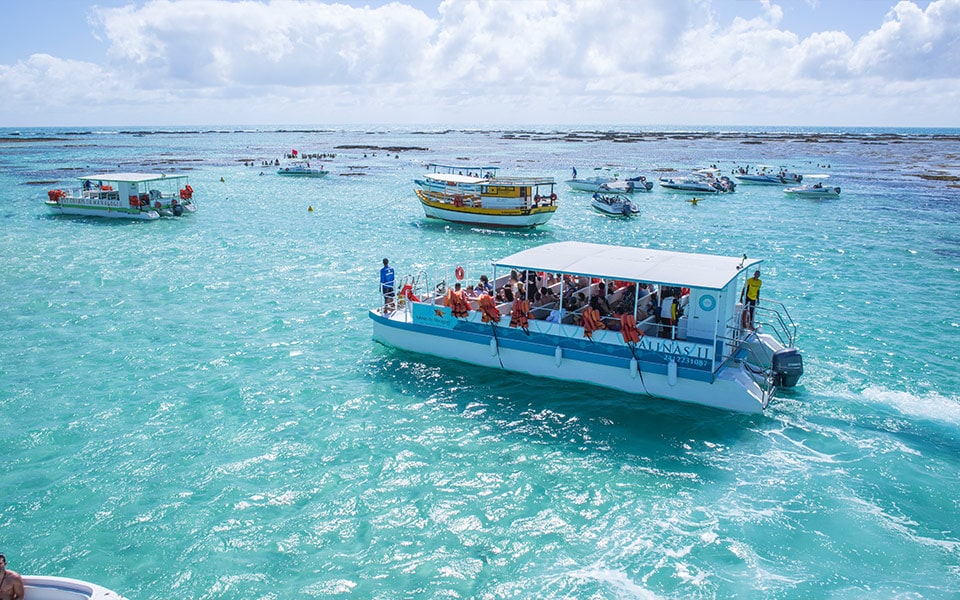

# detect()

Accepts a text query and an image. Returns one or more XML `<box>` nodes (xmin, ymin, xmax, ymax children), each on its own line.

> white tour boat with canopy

<box><xmin>45</xmin><ymin>173</ymin><xmax>196</xmax><ymax>220</ymax></box>
<box><xmin>370</xmin><ymin>242</ymin><xmax>803</xmax><ymax>413</ymax></box>
<box><xmin>413</xmin><ymin>163</ymin><xmax>559</xmax><ymax>228</ymax></box>
<box><xmin>276</xmin><ymin>159</ymin><xmax>328</xmax><ymax>177</ymax></box>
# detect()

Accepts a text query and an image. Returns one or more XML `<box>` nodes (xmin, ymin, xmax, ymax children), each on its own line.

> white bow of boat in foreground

<box><xmin>370</xmin><ymin>242</ymin><xmax>803</xmax><ymax>413</ymax></box>
<box><xmin>23</xmin><ymin>575</ymin><xmax>127</xmax><ymax>600</ymax></box>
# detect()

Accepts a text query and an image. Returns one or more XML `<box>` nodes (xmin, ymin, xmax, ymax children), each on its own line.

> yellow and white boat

<box><xmin>414</xmin><ymin>163</ymin><xmax>559</xmax><ymax>228</ymax></box>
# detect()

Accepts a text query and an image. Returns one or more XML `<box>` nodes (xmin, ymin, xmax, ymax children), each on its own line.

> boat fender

<box><xmin>455</xmin><ymin>265</ymin><xmax>465</xmax><ymax>281</ymax></box>
<box><xmin>489</xmin><ymin>337</ymin><xmax>498</xmax><ymax>357</ymax></box>
<box><xmin>554</xmin><ymin>345</ymin><xmax>562</xmax><ymax>367</ymax></box>
<box><xmin>667</xmin><ymin>359</ymin><xmax>677</xmax><ymax>386</ymax></box>
<box><xmin>630</xmin><ymin>357</ymin><xmax>638</xmax><ymax>379</ymax></box>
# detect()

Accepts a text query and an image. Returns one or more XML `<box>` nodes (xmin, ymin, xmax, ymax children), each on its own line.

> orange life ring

<box><xmin>155</xmin><ymin>201</ymin><xmax>162</xmax><ymax>210</ymax></box>
<box><xmin>455</xmin><ymin>265</ymin><xmax>465</xmax><ymax>281</ymax></box>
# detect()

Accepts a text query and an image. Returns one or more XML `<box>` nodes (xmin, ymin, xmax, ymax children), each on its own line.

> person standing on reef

<box><xmin>0</xmin><ymin>553</ymin><xmax>25</xmax><ymax>600</ymax></box>
<box><xmin>743</xmin><ymin>270</ymin><xmax>762</xmax><ymax>329</ymax></box>
<box><xmin>380</xmin><ymin>258</ymin><xmax>395</xmax><ymax>312</ymax></box>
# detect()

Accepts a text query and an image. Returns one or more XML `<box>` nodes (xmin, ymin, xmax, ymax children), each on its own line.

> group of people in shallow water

<box><xmin>433</xmin><ymin>268</ymin><xmax>691</xmax><ymax>340</ymax></box>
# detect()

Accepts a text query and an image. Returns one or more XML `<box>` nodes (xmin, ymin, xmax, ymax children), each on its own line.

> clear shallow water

<box><xmin>1</xmin><ymin>126</ymin><xmax>959</xmax><ymax>599</ymax></box>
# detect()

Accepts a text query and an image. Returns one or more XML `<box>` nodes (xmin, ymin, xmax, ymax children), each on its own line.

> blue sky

<box><xmin>1</xmin><ymin>0</ymin><xmax>958</xmax><ymax>127</ymax></box>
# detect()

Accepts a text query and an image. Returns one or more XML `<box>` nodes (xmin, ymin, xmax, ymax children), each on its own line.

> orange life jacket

<box><xmin>400</xmin><ymin>284</ymin><xmax>419</xmax><ymax>302</ymax></box>
<box><xmin>509</xmin><ymin>298</ymin><xmax>530</xmax><ymax>329</ymax></box>
<box><xmin>620</xmin><ymin>313</ymin><xmax>641</xmax><ymax>344</ymax></box>
<box><xmin>478</xmin><ymin>293</ymin><xmax>501</xmax><ymax>323</ymax></box>
<box><xmin>581</xmin><ymin>307</ymin><xmax>605</xmax><ymax>338</ymax></box>
<box><xmin>446</xmin><ymin>289</ymin><xmax>470</xmax><ymax>318</ymax></box>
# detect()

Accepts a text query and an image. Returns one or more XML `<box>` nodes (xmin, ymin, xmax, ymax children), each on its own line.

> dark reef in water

<box><xmin>335</xmin><ymin>144</ymin><xmax>428</xmax><ymax>152</ymax></box>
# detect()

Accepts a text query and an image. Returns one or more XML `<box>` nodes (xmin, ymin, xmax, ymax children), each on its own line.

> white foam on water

<box><xmin>568</xmin><ymin>567</ymin><xmax>666</xmax><ymax>600</ymax></box>
<box><xmin>859</xmin><ymin>385</ymin><xmax>960</xmax><ymax>426</ymax></box>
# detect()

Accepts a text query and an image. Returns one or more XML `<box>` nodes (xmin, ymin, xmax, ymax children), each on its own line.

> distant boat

<box><xmin>414</xmin><ymin>163</ymin><xmax>558</xmax><ymax>228</ymax></box>
<box><xmin>784</xmin><ymin>183</ymin><xmax>841</xmax><ymax>198</ymax></box>
<box><xmin>567</xmin><ymin>175</ymin><xmax>653</xmax><ymax>193</ymax></box>
<box><xmin>591</xmin><ymin>192</ymin><xmax>640</xmax><ymax>217</ymax></box>
<box><xmin>23</xmin><ymin>575</ymin><xmax>127</xmax><ymax>600</ymax></box>
<box><xmin>733</xmin><ymin>165</ymin><xmax>803</xmax><ymax>185</ymax></box>
<box><xmin>659</xmin><ymin>169</ymin><xmax>736</xmax><ymax>194</ymax></box>
<box><xmin>45</xmin><ymin>173</ymin><xmax>196</xmax><ymax>220</ymax></box>
<box><xmin>277</xmin><ymin>159</ymin><xmax>328</xmax><ymax>177</ymax></box>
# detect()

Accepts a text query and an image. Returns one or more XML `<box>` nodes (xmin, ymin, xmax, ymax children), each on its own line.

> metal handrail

<box><xmin>752</xmin><ymin>299</ymin><xmax>797</xmax><ymax>347</ymax></box>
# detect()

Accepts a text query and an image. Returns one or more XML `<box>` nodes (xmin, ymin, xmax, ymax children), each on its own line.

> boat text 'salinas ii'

<box><xmin>370</xmin><ymin>242</ymin><xmax>803</xmax><ymax>413</ymax></box>
<box><xmin>45</xmin><ymin>173</ymin><xmax>196</xmax><ymax>220</ymax></box>
<box><xmin>414</xmin><ymin>163</ymin><xmax>559</xmax><ymax>228</ymax></box>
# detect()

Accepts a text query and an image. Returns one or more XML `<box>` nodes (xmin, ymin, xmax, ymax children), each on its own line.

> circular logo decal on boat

<box><xmin>699</xmin><ymin>294</ymin><xmax>716</xmax><ymax>312</ymax></box>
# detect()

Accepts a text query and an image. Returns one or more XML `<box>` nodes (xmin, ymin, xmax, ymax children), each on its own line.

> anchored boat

<box><xmin>784</xmin><ymin>183</ymin><xmax>841</xmax><ymax>198</ymax></box>
<box><xmin>370</xmin><ymin>242</ymin><xmax>803</xmax><ymax>413</ymax></box>
<box><xmin>659</xmin><ymin>168</ymin><xmax>736</xmax><ymax>194</ymax></box>
<box><xmin>414</xmin><ymin>163</ymin><xmax>559</xmax><ymax>228</ymax></box>
<box><xmin>591</xmin><ymin>192</ymin><xmax>640</xmax><ymax>217</ymax></box>
<box><xmin>276</xmin><ymin>159</ymin><xmax>328</xmax><ymax>177</ymax></box>
<box><xmin>566</xmin><ymin>175</ymin><xmax>653</xmax><ymax>193</ymax></box>
<box><xmin>45</xmin><ymin>173</ymin><xmax>196</xmax><ymax>220</ymax></box>
<box><xmin>733</xmin><ymin>165</ymin><xmax>803</xmax><ymax>185</ymax></box>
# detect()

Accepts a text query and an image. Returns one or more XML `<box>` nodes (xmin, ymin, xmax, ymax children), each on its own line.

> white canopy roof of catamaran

<box><xmin>493</xmin><ymin>241</ymin><xmax>761</xmax><ymax>291</ymax></box>
<box><xmin>78</xmin><ymin>173</ymin><xmax>187</xmax><ymax>183</ymax></box>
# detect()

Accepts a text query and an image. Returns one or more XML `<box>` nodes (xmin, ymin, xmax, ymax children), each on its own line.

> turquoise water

<box><xmin>1</xmin><ymin>126</ymin><xmax>959</xmax><ymax>599</ymax></box>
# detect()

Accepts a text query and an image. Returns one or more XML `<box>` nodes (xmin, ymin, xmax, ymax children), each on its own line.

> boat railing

<box><xmin>752</xmin><ymin>300</ymin><xmax>798</xmax><ymax>347</ymax></box>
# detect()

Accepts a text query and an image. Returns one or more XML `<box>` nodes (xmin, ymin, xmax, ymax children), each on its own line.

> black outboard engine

<box><xmin>772</xmin><ymin>349</ymin><xmax>803</xmax><ymax>388</ymax></box>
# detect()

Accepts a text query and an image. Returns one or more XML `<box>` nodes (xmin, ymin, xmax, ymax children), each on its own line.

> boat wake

<box><xmin>859</xmin><ymin>385</ymin><xmax>960</xmax><ymax>427</ymax></box>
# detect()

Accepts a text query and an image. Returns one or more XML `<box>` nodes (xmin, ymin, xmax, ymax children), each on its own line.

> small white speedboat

<box><xmin>659</xmin><ymin>168</ymin><xmax>736</xmax><ymax>194</ymax></box>
<box><xmin>23</xmin><ymin>575</ymin><xmax>127</xmax><ymax>600</ymax></box>
<box><xmin>733</xmin><ymin>165</ymin><xmax>803</xmax><ymax>185</ymax></box>
<box><xmin>591</xmin><ymin>193</ymin><xmax>640</xmax><ymax>217</ymax></box>
<box><xmin>784</xmin><ymin>183</ymin><xmax>841</xmax><ymax>198</ymax></box>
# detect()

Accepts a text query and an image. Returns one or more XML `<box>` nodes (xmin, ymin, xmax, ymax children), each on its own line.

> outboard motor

<box><xmin>772</xmin><ymin>349</ymin><xmax>803</xmax><ymax>388</ymax></box>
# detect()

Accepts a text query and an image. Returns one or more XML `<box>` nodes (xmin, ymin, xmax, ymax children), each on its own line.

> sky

<box><xmin>1</xmin><ymin>0</ymin><xmax>958</xmax><ymax>128</ymax></box>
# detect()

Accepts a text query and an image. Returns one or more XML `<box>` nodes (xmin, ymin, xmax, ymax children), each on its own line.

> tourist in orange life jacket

<box><xmin>509</xmin><ymin>292</ymin><xmax>530</xmax><ymax>333</ymax></box>
<box><xmin>478</xmin><ymin>292</ymin><xmax>501</xmax><ymax>323</ymax></box>
<box><xmin>445</xmin><ymin>282</ymin><xmax>471</xmax><ymax>318</ymax></box>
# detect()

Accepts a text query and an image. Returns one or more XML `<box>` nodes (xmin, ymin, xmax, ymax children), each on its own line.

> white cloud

<box><xmin>0</xmin><ymin>0</ymin><xmax>958</xmax><ymax>126</ymax></box>
<box><xmin>850</xmin><ymin>0</ymin><xmax>960</xmax><ymax>78</ymax></box>
<box><xmin>92</xmin><ymin>0</ymin><xmax>435</xmax><ymax>87</ymax></box>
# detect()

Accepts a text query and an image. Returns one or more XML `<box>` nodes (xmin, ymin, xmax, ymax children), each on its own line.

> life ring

<box><xmin>550</xmin><ymin>193</ymin><xmax>557</xmax><ymax>202</ymax></box>
<box><xmin>455</xmin><ymin>265</ymin><xmax>465</xmax><ymax>281</ymax></box>
<box><xmin>155</xmin><ymin>201</ymin><xmax>162</xmax><ymax>210</ymax></box>
<box><xmin>534</xmin><ymin>194</ymin><xmax>541</xmax><ymax>202</ymax></box>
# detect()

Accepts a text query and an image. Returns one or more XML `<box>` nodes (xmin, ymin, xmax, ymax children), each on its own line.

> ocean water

<box><xmin>1</xmin><ymin>125</ymin><xmax>959</xmax><ymax>599</ymax></box>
